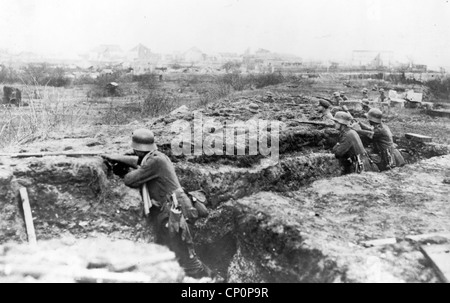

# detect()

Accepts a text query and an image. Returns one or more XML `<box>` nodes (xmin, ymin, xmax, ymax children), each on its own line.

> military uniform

<box><xmin>333</xmin><ymin>96</ymin><xmax>344</xmax><ymax>106</ymax></box>
<box><xmin>124</xmin><ymin>150</ymin><xmax>212</xmax><ymax>279</ymax></box>
<box><xmin>322</xmin><ymin>110</ymin><xmax>334</xmax><ymax>121</ymax></box>
<box><xmin>333</xmin><ymin>127</ymin><xmax>378</xmax><ymax>175</ymax></box>
<box><xmin>356</xmin><ymin>122</ymin><xmax>405</xmax><ymax>171</ymax></box>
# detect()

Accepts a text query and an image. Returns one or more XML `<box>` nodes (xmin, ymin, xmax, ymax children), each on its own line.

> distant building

<box><xmin>243</xmin><ymin>48</ymin><xmax>302</xmax><ymax>73</ymax></box>
<box><xmin>183</xmin><ymin>47</ymin><xmax>207</xmax><ymax>64</ymax></box>
<box><xmin>88</xmin><ymin>45</ymin><xmax>124</xmax><ymax>63</ymax></box>
<box><xmin>126</xmin><ymin>44</ymin><xmax>161</xmax><ymax>74</ymax></box>
<box><xmin>352</xmin><ymin>50</ymin><xmax>394</xmax><ymax>69</ymax></box>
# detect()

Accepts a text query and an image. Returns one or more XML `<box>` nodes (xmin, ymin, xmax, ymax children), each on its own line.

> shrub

<box><xmin>198</xmin><ymin>82</ymin><xmax>232</xmax><ymax>107</ymax></box>
<box><xmin>218</xmin><ymin>73</ymin><xmax>248</xmax><ymax>91</ymax></box>
<box><xmin>253</xmin><ymin>72</ymin><xmax>285</xmax><ymax>88</ymax></box>
<box><xmin>425</xmin><ymin>77</ymin><xmax>450</xmax><ymax>99</ymax></box>
<box><xmin>0</xmin><ymin>65</ymin><xmax>21</xmax><ymax>83</ymax></box>
<box><xmin>22</xmin><ymin>64</ymin><xmax>71</xmax><ymax>87</ymax></box>
<box><xmin>141</xmin><ymin>91</ymin><xmax>181</xmax><ymax>117</ymax></box>
<box><xmin>133</xmin><ymin>73</ymin><xmax>160</xmax><ymax>89</ymax></box>
<box><xmin>222</xmin><ymin>61</ymin><xmax>242</xmax><ymax>73</ymax></box>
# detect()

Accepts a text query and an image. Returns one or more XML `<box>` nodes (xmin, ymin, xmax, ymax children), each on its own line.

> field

<box><xmin>1</xmin><ymin>72</ymin><xmax>450</xmax><ymax>283</ymax></box>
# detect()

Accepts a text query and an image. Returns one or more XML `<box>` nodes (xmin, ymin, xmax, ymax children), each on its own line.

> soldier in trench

<box><xmin>362</xmin><ymin>88</ymin><xmax>370</xmax><ymax>100</ymax></box>
<box><xmin>103</xmin><ymin>128</ymin><xmax>214</xmax><ymax>279</ymax></box>
<box><xmin>351</xmin><ymin>108</ymin><xmax>405</xmax><ymax>171</ymax></box>
<box><xmin>331</xmin><ymin>111</ymin><xmax>379</xmax><ymax>175</ymax></box>
<box><xmin>315</xmin><ymin>99</ymin><xmax>334</xmax><ymax>123</ymax></box>
<box><xmin>331</xmin><ymin>91</ymin><xmax>344</xmax><ymax>106</ymax></box>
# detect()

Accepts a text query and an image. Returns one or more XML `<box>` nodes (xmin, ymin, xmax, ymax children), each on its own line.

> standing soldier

<box><xmin>353</xmin><ymin>108</ymin><xmax>405</xmax><ymax>171</ymax></box>
<box><xmin>117</xmin><ymin>128</ymin><xmax>213</xmax><ymax>279</ymax></box>
<box><xmin>331</xmin><ymin>112</ymin><xmax>379</xmax><ymax>175</ymax></box>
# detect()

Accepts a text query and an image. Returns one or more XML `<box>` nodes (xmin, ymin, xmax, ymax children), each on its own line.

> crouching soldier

<box><xmin>332</xmin><ymin>112</ymin><xmax>379</xmax><ymax>175</ymax></box>
<box><xmin>353</xmin><ymin>108</ymin><xmax>405</xmax><ymax>171</ymax></box>
<box><xmin>106</xmin><ymin>128</ymin><xmax>214</xmax><ymax>279</ymax></box>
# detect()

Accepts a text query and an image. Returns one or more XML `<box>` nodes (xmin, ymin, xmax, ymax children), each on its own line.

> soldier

<box><xmin>340</xmin><ymin>91</ymin><xmax>348</xmax><ymax>101</ymax></box>
<box><xmin>317</xmin><ymin>99</ymin><xmax>334</xmax><ymax>122</ymax></box>
<box><xmin>353</xmin><ymin>108</ymin><xmax>405</xmax><ymax>171</ymax></box>
<box><xmin>378</xmin><ymin>88</ymin><xmax>388</xmax><ymax>102</ymax></box>
<box><xmin>362</xmin><ymin>88</ymin><xmax>369</xmax><ymax>100</ymax></box>
<box><xmin>361</xmin><ymin>100</ymin><xmax>372</xmax><ymax>119</ymax></box>
<box><xmin>332</xmin><ymin>91</ymin><xmax>344</xmax><ymax>106</ymax></box>
<box><xmin>109</xmin><ymin>128</ymin><xmax>214</xmax><ymax>279</ymax></box>
<box><xmin>332</xmin><ymin>112</ymin><xmax>379</xmax><ymax>175</ymax></box>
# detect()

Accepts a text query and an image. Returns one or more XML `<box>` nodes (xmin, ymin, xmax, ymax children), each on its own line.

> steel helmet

<box><xmin>362</xmin><ymin>88</ymin><xmax>368</xmax><ymax>93</ymax></box>
<box><xmin>367</xmin><ymin>108</ymin><xmax>382</xmax><ymax>123</ymax></box>
<box><xmin>333</xmin><ymin>92</ymin><xmax>340</xmax><ymax>97</ymax></box>
<box><xmin>131</xmin><ymin>128</ymin><xmax>157</xmax><ymax>152</ymax></box>
<box><xmin>332</xmin><ymin>111</ymin><xmax>352</xmax><ymax>126</ymax></box>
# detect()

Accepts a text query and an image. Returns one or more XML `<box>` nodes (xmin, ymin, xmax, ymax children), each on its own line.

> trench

<box><xmin>1</xmin><ymin>129</ymin><xmax>449</xmax><ymax>282</ymax></box>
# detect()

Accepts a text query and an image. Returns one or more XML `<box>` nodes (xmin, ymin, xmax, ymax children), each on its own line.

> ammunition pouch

<box><xmin>381</xmin><ymin>148</ymin><xmax>395</xmax><ymax>170</ymax></box>
<box><xmin>171</xmin><ymin>189</ymin><xmax>198</xmax><ymax>222</ymax></box>
<box><xmin>187</xmin><ymin>190</ymin><xmax>209</xmax><ymax>218</ymax></box>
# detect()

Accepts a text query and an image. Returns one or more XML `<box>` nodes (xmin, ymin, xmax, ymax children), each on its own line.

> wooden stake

<box><xmin>19</xmin><ymin>188</ymin><xmax>37</xmax><ymax>246</ymax></box>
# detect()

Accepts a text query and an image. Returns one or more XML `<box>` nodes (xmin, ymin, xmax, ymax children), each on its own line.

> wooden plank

<box><xmin>406</xmin><ymin>233</ymin><xmax>450</xmax><ymax>242</ymax></box>
<box><xmin>362</xmin><ymin>238</ymin><xmax>397</xmax><ymax>247</ymax></box>
<box><xmin>420</xmin><ymin>244</ymin><xmax>450</xmax><ymax>283</ymax></box>
<box><xmin>19</xmin><ymin>188</ymin><xmax>37</xmax><ymax>246</ymax></box>
<box><xmin>427</xmin><ymin>110</ymin><xmax>450</xmax><ymax>118</ymax></box>
<box><xmin>404</xmin><ymin>133</ymin><xmax>433</xmax><ymax>143</ymax></box>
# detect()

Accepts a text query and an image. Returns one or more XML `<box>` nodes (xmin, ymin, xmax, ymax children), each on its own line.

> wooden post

<box><xmin>19</xmin><ymin>187</ymin><xmax>37</xmax><ymax>246</ymax></box>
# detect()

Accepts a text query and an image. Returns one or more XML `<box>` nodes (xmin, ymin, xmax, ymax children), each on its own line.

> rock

<box><xmin>249</xmin><ymin>103</ymin><xmax>259</xmax><ymax>110</ymax></box>
<box><xmin>0</xmin><ymin>238</ymin><xmax>184</xmax><ymax>283</ymax></box>
<box><xmin>390</xmin><ymin>98</ymin><xmax>405</xmax><ymax>109</ymax></box>
<box><xmin>170</xmin><ymin>105</ymin><xmax>189</xmax><ymax>116</ymax></box>
<box><xmin>86</xmin><ymin>140</ymin><xmax>103</xmax><ymax>147</ymax></box>
<box><xmin>163</xmin><ymin>116</ymin><xmax>178</xmax><ymax>124</ymax></box>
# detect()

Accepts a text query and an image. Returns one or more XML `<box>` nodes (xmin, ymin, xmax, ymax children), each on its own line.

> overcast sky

<box><xmin>0</xmin><ymin>0</ymin><xmax>449</xmax><ymax>68</ymax></box>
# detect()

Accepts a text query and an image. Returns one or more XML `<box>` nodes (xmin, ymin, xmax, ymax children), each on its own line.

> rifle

<box><xmin>0</xmin><ymin>151</ymin><xmax>105</xmax><ymax>158</ymax></box>
<box><xmin>291</xmin><ymin>119</ymin><xmax>335</xmax><ymax>127</ymax></box>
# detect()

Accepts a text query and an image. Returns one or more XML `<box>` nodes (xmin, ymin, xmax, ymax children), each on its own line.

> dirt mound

<box><xmin>194</xmin><ymin>155</ymin><xmax>450</xmax><ymax>282</ymax></box>
<box><xmin>0</xmin><ymin>237</ymin><xmax>183</xmax><ymax>283</ymax></box>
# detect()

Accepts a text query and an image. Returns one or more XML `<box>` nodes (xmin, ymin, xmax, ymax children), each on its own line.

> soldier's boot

<box><xmin>182</xmin><ymin>255</ymin><xmax>214</xmax><ymax>279</ymax></box>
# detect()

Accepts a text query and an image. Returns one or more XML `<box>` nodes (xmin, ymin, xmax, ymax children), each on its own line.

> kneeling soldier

<box><xmin>332</xmin><ymin>112</ymin><xmax>379</xmax><ymax>175</ymax></box>
<box><xmin>353</xmin><ymin>108</ymin><xmax>405</xmax><ymax>171</ymax></box>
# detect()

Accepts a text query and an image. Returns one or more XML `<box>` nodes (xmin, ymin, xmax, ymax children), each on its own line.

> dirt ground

<box><xmin>1</xmin><ymin>75</ymin><xmax>449</xmax><ymax>282</ymax></box>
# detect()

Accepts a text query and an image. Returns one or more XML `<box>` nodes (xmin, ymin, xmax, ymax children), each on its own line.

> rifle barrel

<box><xmin>0</xmin><ymin>151</ymin><xmax>104</xmax><ymax>158</ymax></box>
